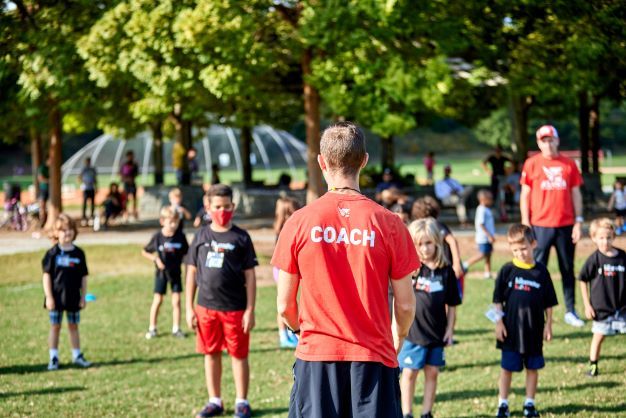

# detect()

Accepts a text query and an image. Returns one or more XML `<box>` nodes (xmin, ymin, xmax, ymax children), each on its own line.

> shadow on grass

<box><xmin>542</xmin><ymin>402</ymin><xmax>626</xmax><ymax>416</ymax></box>
<box><xmin>254</xmin><ymin>407</ymin><xmax>290</xmax><ymax>417</ymax></box>
<box><xmin>454</xmin><ymin>328</ymin><xmax>491</xmax><ymax>337</ymax></box>
<box><xmin>0</xmin><ymin>386</ymin><xmax>85</xmax><ymax>399</ymax></box>
<box><xmin>435</xmin><ymin>380</ymin><xmax>619</xmax><ymax>403</ymax></box>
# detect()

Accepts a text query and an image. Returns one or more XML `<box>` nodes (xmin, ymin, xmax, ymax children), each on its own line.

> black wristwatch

<box><xmin>288</xmin><ymin>326</ymin><xmax>300</xmax><ymax>335</ymax></box>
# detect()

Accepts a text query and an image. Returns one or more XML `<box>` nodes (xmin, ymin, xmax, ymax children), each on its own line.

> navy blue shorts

<box><xmin>501</xmin><ymin>350</ymin><xmax>544</xmax><ymax>372</ymax></box>
<box><xmin>49</xmin><ymin>310</ymin><xmax>80</xmax><ymax>325</ymax></box>
<box><xmin>288</xmin><ymin>359</ymin><xmax>402</xmax><ymax>418</ymax></box>
<box><xmin>398</xmin><ymin>341</ymin><xmax>445</xmax><ymax>370</ymax></box>
<box><xmin>478</xmin><ymin>242</ymin><xmax>493</xmax><ymax>255</ymax></box>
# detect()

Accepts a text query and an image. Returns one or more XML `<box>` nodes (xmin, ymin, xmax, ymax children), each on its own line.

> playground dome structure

<box><xmin>61</xmin><ymin>124</ymin><xmax>307</xmax><ymax>185</ymax></box>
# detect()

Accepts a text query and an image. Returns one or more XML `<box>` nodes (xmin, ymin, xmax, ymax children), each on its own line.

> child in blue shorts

<box><xmin>399</xmin><ymin>218</ymin><xmax>461</xmax><ymax>418</ymax></box>
<box><xmin>578</xmin><ymin>218</ymin><xmax>626</xmax><ymax>377</ymax></box>
<box><xmin>42</xmin><ymin>214</ymin><xmax>92</xmax><ymax>370</ymax></box>
<box><xmin>493</xmin><ymin>224</ymin><xmax>558</xmax><ymax>418</ymax></box>
<box><xmin>463</xmin><ymin>189</ymin><xmax>496</xmax><ymax>279</ymax></box>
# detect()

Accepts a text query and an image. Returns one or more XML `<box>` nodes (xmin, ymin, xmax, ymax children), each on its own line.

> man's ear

<box><xmin>317</xmin><ymin>154</ymin><xmax>327</xmax><ymax>171</ymax></box>
<box><xmin>361</xmin><ymin>153</ymin><xmax>369</xmax><ymax>169</ymax></box>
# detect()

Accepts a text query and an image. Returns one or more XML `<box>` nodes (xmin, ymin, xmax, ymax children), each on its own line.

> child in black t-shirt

<box><xmin>578</xmin><ymin>218</ymin><xmax>626</xmax><ymax>377</ymax></box>
<box><xmin>42</xmin><ymin>214</ymin><xmax>92</xmax><ymax>370</ymax></box>
<box><xmin>142</xmin><ymin>206</ymin><xmax>189</xmax><ymax>339</ymax></box>
<box><xmin>185</xmin><ymin>184</ymin><xmax>258</xmax><ymax>418</ymax></box>
<box><xmin>493</xmin><ymin>224</ymin><xmax>558</xmax><ymax>418</ymax></box>
<box><xmin>193</xmin><ymin>193</ymin><xmax>212</xmax><ymax>228</ymax></box>
<box><xmin>399</xmin><ymin>217</ymin><xmax>461</xmax><ymax>418</ymax></box>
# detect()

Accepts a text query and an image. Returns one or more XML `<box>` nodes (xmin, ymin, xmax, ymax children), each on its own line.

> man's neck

<box><xmin>326</xmin><ymin>173</ymin><xmax>360</xmax><ymax>194</ymax></box>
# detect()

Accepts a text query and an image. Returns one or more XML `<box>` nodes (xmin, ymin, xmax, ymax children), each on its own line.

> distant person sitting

<box><xmin>435</xmin><ymin>165</ymin><xmax>473</xmax><ymax>225</ymax></box>
<box><xmin>96</xmin><ymin>182</ymin><xmax>124</xmax><ymax>230</ymax></box>
<box><xmin>376</xmin><ymin>168</ymin><xmax>401</xmax><ymax>194</ymax></box>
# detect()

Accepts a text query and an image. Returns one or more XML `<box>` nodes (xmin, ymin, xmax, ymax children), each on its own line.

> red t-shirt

<box><xmin>271</xmin><ymin>192</ymin><xmax>420</xmax><ymax>368</ymax></box>
<box><xmin>520</xmin><ymin>154</ymin><xmax>583</xmax><ymax>227</ymax></box>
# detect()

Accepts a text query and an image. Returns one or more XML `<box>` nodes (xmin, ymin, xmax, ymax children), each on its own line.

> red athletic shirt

<box><xmin>271</xmin><ymin>192</ymin><xmax>420</xmax><ymax>368</ymax></box>
<box><xmin>520</xmin><ymin>154</ymin><xmax>583</xmax><ymax>227</ymax></box>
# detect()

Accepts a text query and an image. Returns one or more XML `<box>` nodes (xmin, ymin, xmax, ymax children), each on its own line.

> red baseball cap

<box><xmin>536</xmin><ymin>125</ymin><xmax>559</xmax><ymax>141</ymax></box>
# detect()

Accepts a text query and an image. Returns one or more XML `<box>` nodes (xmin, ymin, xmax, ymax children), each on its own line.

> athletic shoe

<box><xmin>172</xmin><ymin>329</ymin><xmax>186</xmax><ymax>338</ymax></box>
<box><xmin>496</xmin><ymin>403</ymin><xmax>510</xmax><ymax>418</ymax></box>
<box><xmin>587</xmin><ymin>362</ymin><xmax>598</xmax><ymax>377</ymax></box>
<box><xmin>402</xmin><ymin>414</ymin><xmax>414</xmax><ymax>418</ymax></box>
<box><xmin>523</xmin><ymin>403</ymin><xmax>540</xmax><ymax>417</ymax></box>
<box><xmin>73</xmin><ymin>354</ymin><xmax>92</xmax><ymax>368</ymax></box>
<box><xmin>420</xmin><ymin>413</ymin><xmax>433</xmax><ymax>418</ymax></box>
<box><xmin>234</xmin><ymin>402</ymin><xmax>252</xmax><ymax>418</ymax></box>
<box><xmin>564</xmin><ymin>311</ymin><xmax>585</xmax><ymax>328</ymax></box>
<box><xmin>145</xmin><ymin>329</ymin><xmax>157</xmax><ymax>339</ymax></box>
<box><xmin>47</xmin><ymin>356</ymin><xmax>59</xmax><ymax>371</ymax></box>
<box><xmin>483</xmin><ymin>271</ymin><xmax>493</xmax><ymax>279</ymax></box>
<box><xmin>195</xmin><ymin>402</ymin><xmax>224</xmax><ymax>418</ymax></box>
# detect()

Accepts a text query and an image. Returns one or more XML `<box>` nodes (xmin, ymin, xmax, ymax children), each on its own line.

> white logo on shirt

<box><xmin>540</xmin><ymin>166</ymin><xmax>567</xmax><ymax>190</ymax></box>
<box><xmin>310</xmin><ymin>226</ymin><xmax>375</xmax><ymax>247</ymax></box>
<box><xmin>514</xmin><ymin>277</ymin><xmax>541</xmax><ymax>292</ymax></box>
<box><xmin>600</xmin><ymin>264</ymin><xmax>625</xmax><ymax>277</ymax></box>
<box><xmin>338</xmin><ymin>207</ymin><xmax>350</xmax><ymax>218</ymax></box>
<box><xmin>416</xmin><ymin>276</ymin><xmax>444</xmax><ymax>293</ymax></box>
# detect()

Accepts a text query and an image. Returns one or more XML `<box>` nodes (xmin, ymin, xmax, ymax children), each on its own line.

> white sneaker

<box><xmin>145</xmin><ymin>329</ymin><xmax>157</xmax><ymax>339</ymax></box>
<box><xmin>564</xmin><ymin>311</ymin><xmax>585</xmax><ymax>328</ymax></box>
<box><xmin>47</xmin><ymin>356</ymin><xmax>59</xmax><ymax>371</ymax></box>
<box><xmin>73</xmin><ymin>354</ymin><xmax>92</xmax><ymax>368</ymax></box>
<box><xmin>93</xmin><ymin>215</ymin><xmax>101</xmax><ymax>231</ymax></box>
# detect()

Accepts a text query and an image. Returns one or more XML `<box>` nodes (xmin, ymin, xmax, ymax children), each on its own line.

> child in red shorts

<box><xmin>185</xmin><ymin>184</ymin><xmax>258</xmax><ymax>418</ymax></box>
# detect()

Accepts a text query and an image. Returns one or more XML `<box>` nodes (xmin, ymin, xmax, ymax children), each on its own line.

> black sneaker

<box><xmin>587</xmin><ymin>362</ymin><xmax>598</xmax><ymax>377</ymax></box>
<box><xmin>523</xmin><ymin>403</ymin><xmax>540</xmax><ymax>417</ymax></box>
<box><xmin>234</xmin><ymin>402</ymin><xmax>252</xmax><ymax>418</ymax></box>
<box><xmin>496</xmin><ymin>403</ymin><xmax>510</xmax><ymax>418</ymax></box>
<box><xmin>403</xmin><ymin>414</ymin><xmax>414</xmax><ymax>418</ymax></box>
<box><xmin>195</xmin><ymin>402</ymin><xmax>224</xmax><ymax>418</ymax></box>
<box><xmin>47</xmin><ymin>356</ymin><xmax>59</xmax><ymax>371</ymax></box>
<box><xmin>421</xmin><ymin>413</ymin><xmax>433</xmax><ymax>418</ymax></box>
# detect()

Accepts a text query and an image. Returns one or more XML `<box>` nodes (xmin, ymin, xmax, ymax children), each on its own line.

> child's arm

<box><xmin>494</xmin><ymin>302</ymin><xmax>507</xmax><ymax>342</ymax></box>
<box><xmin>543</xmin><ymin>307</ymin><xmax>553</xmax><ymax>341</ymax></box>
<box><xmin>242</xmin><ymin>268</ymin><xmax>257</xmax><ymax>334</ymax></box>
<box><xmin>480</xmin><ymin>224</ymin><xmax>495</xmax><ymax>243</ymax></box>
<box><xmin>79</xmin><ymin>275</ymin><xmax>88</xmax><ymax>309</ymax></box>
<box><xmin>181</xmin><ymin>206</ymin><xmax>192</xmax><ymax>220</ymax></box>
<box><xmin>579</xmin><ymin>281</ymin><xmax>595</xmax><ymax>319</ymax></box>
<box><xmin>193</xmin><ymin>215</ymin><xmax>201</xmax><ymax>228</ymax></box>
<box><xmin>185</xmin><ymin>265</ymin><xmax>198</xmax><ymax>332</ymax></box>
<box><xmin>142</xmin><ymin>249</ymin><xmax>165</xmax><ymax>270</ymax></box>
<box><xmin>444</xmin><ymin>233</ymin><xmax>463</xmax><ymax>279</ymax></box>
<box><xmin>443</xmin><ymin>305</ymin><xmax>456</xmax><ymax>346</ymax></box>
<box><xmin>43</xmin><ymin>273</ymin><xmax>55</xmax><ymax>310</ymax></box>
<box><xmin>608</xmin><ymin>193</ymin><xmax>615</xmax><ymax>211</ymax></box>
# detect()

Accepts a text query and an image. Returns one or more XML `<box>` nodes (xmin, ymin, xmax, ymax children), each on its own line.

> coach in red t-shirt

<box><xmin>272</xmin><ymin>122</ymin><xmax>419</xmax><ymax>418</ymax></box>
<box><xmin>520</xmin><ymin>125</ymin><xmax>585</xmax><ymax>328</ymax></box>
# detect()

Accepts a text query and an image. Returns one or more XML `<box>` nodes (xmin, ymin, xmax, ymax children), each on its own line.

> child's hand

<box><xmin>488</xmin><ymin>235</ymin><xmax>496</xmax><ymax>244</ymax></box>
<box><xmin>45</xmin><ymin>296</ymin><xmax>55</xmax><ymax>310</ymax></box>
<box><xmin>79</xmin><ymin>297</ymin><xmax>86</xmax><ymax>309</ymax></box>
<box><xmin>443</xmin><ymin>329</ymin><xmax>454</xmax><ymax>346</ymax></box>
<box><xmin>155</xmin><ymin>257</ymin><xmax>165</xmax><ymax>270</ymax></box>
<box><xmin>242</xmin><ymin>309</ymin><xmax>255</xmax><ymax>334</ymax></box>
<box><xmin>186</xmin><ymin>309</ymin><xmax>197</xmax><ymax>333</ymax></box>
<box><xmin>495</xmin><ymin>320</ymin><xmax>507</xmax><ymax>342</ymax></box>
<box><xmin>584</xmin><ymin>304</ymin><xmax>596</xmax><ymax>320</ymax></box>
<box><xmin>543</xmin><ymin>323</ymin><xmax>552</xmax><ymax>342</ymax></box>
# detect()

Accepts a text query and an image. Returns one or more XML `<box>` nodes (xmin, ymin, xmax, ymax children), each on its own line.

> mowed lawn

<box><xmin>1</xmin><ymin>242</ymin><xmax>625</xmax><ymax>417</ymax></box>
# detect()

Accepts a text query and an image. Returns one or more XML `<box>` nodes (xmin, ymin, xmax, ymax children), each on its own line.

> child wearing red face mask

<box><xmin>185</xmin><ymin>184</ymin><xmax>258</xmax><ymax>418</ymax></box>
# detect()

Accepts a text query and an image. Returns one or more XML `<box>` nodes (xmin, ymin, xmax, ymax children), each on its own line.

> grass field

<box><xmin>1</xmin><ymin>242</ymin><xmax>625</xmax><ymax>417</ymax></box>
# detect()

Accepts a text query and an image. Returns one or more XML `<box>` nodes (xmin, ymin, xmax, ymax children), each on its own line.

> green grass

<box><xmin>1</xmin><ymin>244</ymin><xmax>625</xmax><ymax>417</ymax></box>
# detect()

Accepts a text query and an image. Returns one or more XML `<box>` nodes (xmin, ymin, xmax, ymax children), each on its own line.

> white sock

<box><xmin>49</xmin><ymin>349</ymin><xmax>59</xmax><ymax>360</ymax></box>
<box><xmin>525</xmin><ymin>398</ymin><xmax>535</xmax><ymax>406</ymax></box>
<box><xmin>209</xmin><ymin>397</ymin><xmax>222</xmax><ymax>407</ymax></box>
<box><xmin>172</xmin><ymin>326</ymin><xmax>180</xmax><ymax>333</ymax></box>
<box><xmin>235</xmin><ymin>398</ymin><xmax>248</xmax><ymax>406</ymax></box>
<box><xmin>498</xmin><ymin>398</ymin><xmax>508</xmax><ymax>406</ymax></box>
<box><xmin>72</xmin><ymin>348</ymin><xmax>81</xmax><ymax>360</ymax></box>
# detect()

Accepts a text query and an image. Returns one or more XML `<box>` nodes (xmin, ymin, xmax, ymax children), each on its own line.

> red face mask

<box><xmin>211</xmin><ymin>209</ymin><xmax>234</xmax><ymax>226</ymax></box>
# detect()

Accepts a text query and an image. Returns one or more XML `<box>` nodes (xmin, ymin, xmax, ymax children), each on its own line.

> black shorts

<box><xmin>288</xmin><ymin>359</ymin><xmax>402</xmax><ymax>418</ymax></box>
<box><xmin>154</xmin><ymin>271</ymin><xmax>182</xmax><ymax>295</ymax></box>
<box><xmin>123</xmin><ymin>182</ymin><xmax>137</xmax><ymax>196</ymax></box>
<box><xmin>39</xmin><ymin>188</ymin><xmax>49</xmax><ymax>202</ymax></box>
<box><xmin>615</xmin><ymin>208</ymin><xmax>626</xmax><ymax>217</ymax></box>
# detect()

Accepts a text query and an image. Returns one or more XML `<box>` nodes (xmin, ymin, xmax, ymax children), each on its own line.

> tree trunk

<box><xmin>590</xmin><ymin>95</ymin><xmax>601</xmax><ymax>174</ymax></box>
<box><xmin>151</xmin><ymin>121</ymin><xmax>164</xmax><ymax>185</ymax></box>
<box><xmin>578</xmin><ymin>91</ymin><xmax>590</xmax><ymax>174</ymax></box>
<box><xmin>303</xmin><ymin>48</ymin><xmax>323</xmax><ymax>203</ymax></box>
<box><xmin>30</xmin><ymin>127</ymin><xmax>42</xmax><ymax>198</ymax></box>
<box><xmin>510</xmin><ymin>94</ymin><xmax>532</xmax><ymax>161</ymax></box>
<box><xmin>172</xmin><ymin>105</ymin><xmax>192</xmax><ymax>185</ymax></box>
<box><xmin>46</xmin><ymin>106</ymin><xmax>63</xmax><ymax>228</ymax></box>
<box><xmin>381</xmin><ymin>136</ymin><xmax>394</xmax><ymax>171</ymax></box>
<box><xmin>241</xmin><ymin>125</ymin><xmax>253</xmax><ymax>188</ymax></box>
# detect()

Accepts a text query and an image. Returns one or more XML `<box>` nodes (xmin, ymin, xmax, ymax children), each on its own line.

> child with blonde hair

<box><xmin>578</xmin><ymin>218</ymin><xmax>626</xmax><ymax>377</ymax></box>
<box><xmin>42</xmin><ymin>214</ymin><xmax>92</xmax><ymax>370</ymax></box>
<box><xmin>399</xmin><ymin>217</ymin><xmax>461</xmax><ymax>418</ymax></box>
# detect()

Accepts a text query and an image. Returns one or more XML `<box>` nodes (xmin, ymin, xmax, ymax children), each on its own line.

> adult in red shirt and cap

<box><xmin>520</xmin><ymin>125</ymin><xmax>585</xmax><ymax>327</ymax></box>
<box><xmin>273</xmin><ymin>122</ymin><xmax>419</xmax><ymax>418</ymax></box>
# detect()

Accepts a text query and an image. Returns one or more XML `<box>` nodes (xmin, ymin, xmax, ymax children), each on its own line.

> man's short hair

<box><xmin>507</xmin><ymin>223</ymin><xmax>535</xmax><ymax>244</ymax></box>
<box><xmin>207</xmin><ymin>184</ymin><xmax>233</xmax><ymax>202</ymax></box>
<box><xmin>589</xmin><ymin>217</ymin><xmax>615</xmax><ymax>238</ymax></box>
<box><xmin>320</xmin><ymin>122</ymin><xmax>366</xmax><ymax>177</ymax></box>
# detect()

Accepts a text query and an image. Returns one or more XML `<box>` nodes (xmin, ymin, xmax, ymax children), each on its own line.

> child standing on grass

<box><xmin>42</xmin><ymin>214</ymin><xmax>92</xmax><ymax>370</ymax></box>
<box><xmin>463</xmin><ymin>189</ymin><xmax>496</xmax><ymax>279</ymax></box>
<box><xmin>578</xmin><ymin>218</ymin><xmax>626</xmax><ymax>377</ymax></box>
<box><xmin>399</xmin><ymin>218</ymin><xmax>461</xmax><ymax>418</ymax></box>
<box><xmin>607</xmin><ymin>180</ymin><xmax>626</xmax><ymax>235</ymax></box>
<box><xmin>493</xmin><ymin>224</ymin><xmax>558</xmax><ymax>418</ymax></box>
<box><xmin>185</xmin><ymin>184</ymin><xmax>257</xmax><ymax>418</ymax></box>
<box><xmin>142</xmin><ymin>206</ymin><xmax>189</xmax><ymax>339</ymax></box>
